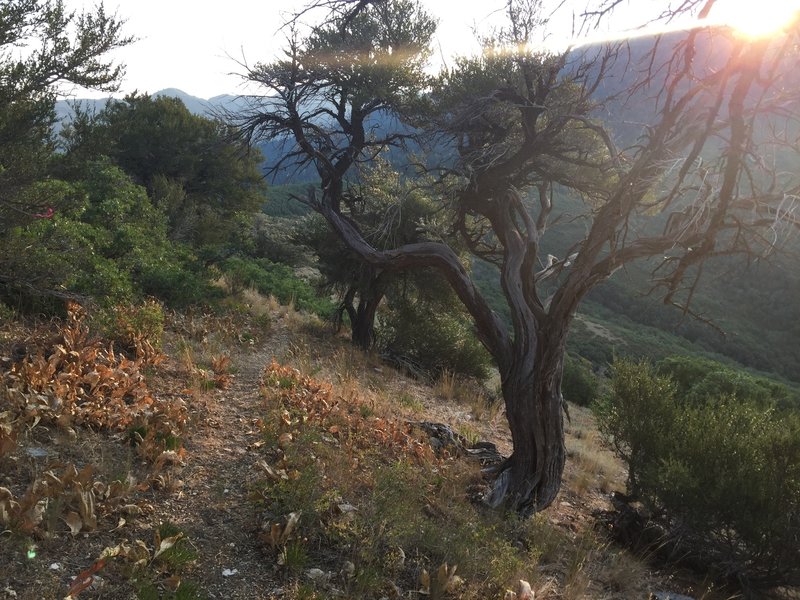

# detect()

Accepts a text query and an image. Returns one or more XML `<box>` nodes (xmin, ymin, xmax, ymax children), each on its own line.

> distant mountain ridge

<box><xmin>54</xmin><ymin>88</ymin><xmax>244</xmax><ymax>127</ymax></box>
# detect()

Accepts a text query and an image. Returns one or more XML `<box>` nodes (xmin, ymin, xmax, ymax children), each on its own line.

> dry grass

<box><xmin>1</xmin><ymin>302</ymin><xmax>736</xmax><ymax>600</ymax></box>
<box><xmin>564</xmin><ymin>406</ymin><xmax>626</xmax><ymax>497</ymax></box>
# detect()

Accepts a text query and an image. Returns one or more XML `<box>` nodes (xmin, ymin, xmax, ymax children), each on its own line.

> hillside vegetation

<box><xmin>2</xmin><ymin>299</ymin><xmax>738</xmax><ymax>600</ymax></box>
<box><xmin>2</xmin><ymin>1</ymin><xmax>800</xmax><ymax>598</ymax></box>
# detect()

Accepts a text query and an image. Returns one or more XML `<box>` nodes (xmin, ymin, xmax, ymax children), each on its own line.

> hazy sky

<box><xmin>58</xmin><ymin>0</ymin><xmax>798</xmax><ymax>100</ymax></box>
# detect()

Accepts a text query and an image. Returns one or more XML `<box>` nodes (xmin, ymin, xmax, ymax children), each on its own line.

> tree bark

<box><xmin>350</xmin><ymin>291</ymin><xmax>382</xmax><ymax>351</ymax></box>
<box><xmin>340</xmin><ymin>268</ymin><xmax>387</xmax><ymax>351</ymax></box>
<box><xmin>487</xmin><ymin>330</ymin><xmax>567</xmax><ymax>515</ymax></box>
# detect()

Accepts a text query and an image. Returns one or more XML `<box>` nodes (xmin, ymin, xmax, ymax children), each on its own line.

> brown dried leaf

<box><xmin>153</xmin><ymin>533</ymin><xmax>184</xmax><ymax>559</ymax></box>
<box><xmin>75</xmin><ymin>464</ymin><xmax>94</xmax><ymax>486</ymax></box>
<box><xmin>517</xmin><ymin>580</ymin><xmax>534</xmax><ymax>599</ymax></box>
<box><xmin>21</xmin><ymin>499</ymin><xmax>45</xmax><ymax>531</ymax></box>
<box><xmin>419</xmin><ymin>569</ymin><xmax>431</xmax><ymax>594</ymax></box>
<box><xmin>255</xmin><ymin>459</ymin><xmax>288</xmax><ymax>481</ymax></box>
<box><xmin>78</xmin><ymin>489</ymin><xmax>97</xmax><ymax>531</ymax></box>
<box><xmin>64</xmin><ymin>511</ymin><xmax>82</xmax><ymax>536</ymax></box>
<box><xmin>154</xmin><ymin>450</ymin><xmax>185</xmax><ymax>471</ymax></box>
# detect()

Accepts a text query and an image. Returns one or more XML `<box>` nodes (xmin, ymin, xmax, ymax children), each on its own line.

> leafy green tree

<box><xmin>297</xmin><ymin>159</ymin><xmax>452</xmax><ymax>349</ymax></box>
<box><xmin>62</xmin><ymin>93</ymin><xmax>266</xmax><ymax>250</ymax></box>
<box><xmin>0</xmin><ymin>162</ymin><xmax>215</xmax><ymax>310</ymax></box>
<box><xmin>657</xmin><ymin>354</ymin><xmax>798</xmax><ymax>408</ymax></box>
<box><xmin>236</xmin><ymin>0</ymin><xmax>800</xmax><ymax>515</ymax></box>
<box><xmin>0</xmin><ymin>0</ymin><xmax>130</xmax><ymax>304</ymax></box>
<box><xmin>561</xmin><ymin>354</ymin><xmax>599</xmax><ymax>407</ymax></box>
<box><xmin>0</xmin><ymin>0</ymin><xmax>129</xmax><ymax>234</ymax></box>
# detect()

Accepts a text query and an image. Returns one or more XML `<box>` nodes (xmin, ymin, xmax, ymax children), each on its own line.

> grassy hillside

<box><xmin>1</xmin><ymin>298</ymin><xmax>746</xmax><ymax>600</ymax></box>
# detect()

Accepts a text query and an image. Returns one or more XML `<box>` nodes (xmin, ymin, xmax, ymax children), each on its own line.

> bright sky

<box><xmin>59</xmin><ymin>0</ymin><xmax>800</xmax><ymax>100</ymax></box>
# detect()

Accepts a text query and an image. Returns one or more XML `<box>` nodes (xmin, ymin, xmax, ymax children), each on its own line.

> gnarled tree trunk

<box><xmin>348</xmin><ymin>291</ymin><xmax>382</xmax><ymax>351</ymax></box>
<box><xmin>487</xmin><ymin>326</ymin><xmax>568</xmax><ymax>515</ymax></box>
<box><xmin>340</xmin><ymin>268</ymin><xmax>387</xmax><ymax>351</ymax></box>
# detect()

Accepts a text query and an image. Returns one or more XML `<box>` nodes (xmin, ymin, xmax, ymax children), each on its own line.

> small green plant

<box><xmin>219</xmin><ymin>256</ymin><xmax>334</xmax><ymax>317</ymax></box>
<box><xmin>458</xmin><ymin>422</ymin><xmax>481</xmax><ymax>447</ymax></box>
<box><xmin>93</xmin><ymin>299</ymin><xmax>165</xmax><ymax>354</ymax></box>
<box><xmin>154</xmin><ymin>522</ymin><xmax>198</xmax><ymax>572</ymax></box>
<box><xmin>280</xmin><ymin>539</ymin><xmax>309</xmax><ymax>574</ymax></box>
<box><xmin>0</xmin><ymin>301</ymin><xmax>15</xmax><ymax>322</ymax></box>
<box><xmin>398</xmin><ymin>390</ymin><xmax>424</xmax><ymax>412</ymax></box>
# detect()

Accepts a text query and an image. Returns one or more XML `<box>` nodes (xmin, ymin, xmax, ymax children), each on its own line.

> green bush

<box><xmin>594</xmin><ymin>358</ymin><xmax>800</xmax><ymax>588</ymax></box>
<box><xmin>593</xmin><ymin>359</ymin><xmax>678</xmax><ymax>495</ymax></box>
<box><xmin>219</xmin><ymin>257</ymin><xmax>334</xmax><ymax>317</ymax></box>
<box><xmin>0</xmin><ymin>301</ymin><xmax>15</xmax><ymax>323</ymax></box>
<box><xmin>1</xmin><ymin>213</ymin><xmax>135</xmax><ymax>309</ymax></box>
<box><xmin>561</xmin><ymin>354</ymin><xmax>599</xmax><ymax>407</ymax></box>
<box><xmin>92</xmin><ymin>299</ymin><xmax>165</xmax><ymax>353</ymax></box>
<box><xmin>379</xmin><ymin>297</ymin><xmax>492</xmax><ymax>380</ymax></box>
<box><xmin>657</xmin><ymin>354</ymin><xmax>798</xmax><ymax>408</ymax></box>
<box><xmin>138</xmin><ymin>261</ymin><xmax>221</xmax><ymax>309</ymax></box>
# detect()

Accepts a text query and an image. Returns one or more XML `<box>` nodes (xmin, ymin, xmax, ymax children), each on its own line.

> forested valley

<box><xmin>1</xmin><ymin>1</ymin><xmax>799</xmax><ymax>598</ymax></box>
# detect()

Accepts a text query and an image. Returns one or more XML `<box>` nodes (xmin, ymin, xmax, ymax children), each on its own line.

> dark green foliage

<box><xmin>0</xmin><ymin>163</ymin><xmax>219</xmax><ymax>310</ymax></box>
<box><xmin>583</xmin><ymin>255</ymin><xmax>800</xmax><ymax>384</ymax></box>
<box><xmin>61</xmin><ymin>93</ymin><xmax>266</xmax><ymax>249</ymax></box>
<box><xmin>248</xmin><ymin>214</ymin><xmax>310</xmax><ymax>266</ymax></box>
<box><xmin>218</xmin><ymin>257</ymin><xmax>334</xmax><ymax>317</ymax></box>
<box><xmin>91</xmin><ymin>299</ymin><xmax>165</xmax><ymax>353</ymax></box>
<box><xmin>594</xmin><ymin>358</ymin><xmax>800</xmax><ymax>588</ymax></box>
<box><xmin>656</xmin><ymin>354</ymin><xmax>798</xmax><ymax>408</ymax></box>
<box><xmin>561</xmin><ymin>354</ymin><xmax>599</xmax><ymax>407</ymax></box>
<box><xmin>380</xmin><ymin>273</ymin><xmax>493</xmax><ymax>380</ymax></box>
<box><xmin>0</xmin><ymin>0</ymin><xmax>129</xmax><ymax>235</ymax></box>
<box><xmin>137</xmin><ymin>260</ymin><xmax>221</xmax><ymax>310</ymax></box>
<box><xmin>0</xmin><ymin>0</ymin><xmax>130</xmax><ymax>305</ymax></box>
<box><xmin>0</xmin><ymin>181</ymin><xmax>135</xmax><ymax>308</ymax></box>
<box><xmin>593</xmin><ymin>359</ymin><xmax>678</xmax><ymax>496</ymax></box>
<box><xmin>263</xmin><ymin>183</ymin><xmax>315</xmax><ymax>218</ymax></box>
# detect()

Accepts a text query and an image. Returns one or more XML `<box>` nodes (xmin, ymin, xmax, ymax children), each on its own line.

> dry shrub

<box><xmin>262</xmin><ymin>360</ymin><xmax>435</xmax><ymax>463</ymax></box>
<box><xmin>256</xmin><ymin>360</ymin><xmax>544</xmax><ymax>599</ymax></box>
<box><xmin>0</xmin><ymin>302</ymin><xmax>187</xmax><ymax>460</ymax></box>
<box><xmin>0</xmin><ymin>463</ymin><xmax>138</xmax><ymax>537</ymax></box>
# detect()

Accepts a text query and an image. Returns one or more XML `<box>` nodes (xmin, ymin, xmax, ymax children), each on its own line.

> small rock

<box><xmin>336</xmin><ymin>502</ymin><xmax>358</xmax><ymax>515</ymax></box>
<box><xmin>341</xmin><ymin>561</ymin><xmax>355</xmax><ymax>578</ymax></box>
<box><xmin>304</xmin><ymin>568</ymin><xmax>328</xmax><ymax>583</ymax></box>
<box><xmin>49</xmin><ymin>563</ymin><xmax>61</xmax><ymax>571</ymax></box>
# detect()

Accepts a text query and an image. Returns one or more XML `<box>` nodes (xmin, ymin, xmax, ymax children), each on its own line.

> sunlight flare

<box><xmin>709</xmin><ymin>0</ymin><xmax>800</xmax><ymax>39</ymax></box>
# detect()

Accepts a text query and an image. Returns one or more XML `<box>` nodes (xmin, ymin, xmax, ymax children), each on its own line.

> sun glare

<box><xmin>710</xmin><ymin>0</ymin><xmax>800</xmax><ymax>39</ymax></box>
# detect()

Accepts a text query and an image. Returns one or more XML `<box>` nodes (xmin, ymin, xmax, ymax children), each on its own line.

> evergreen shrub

<box><xmin>594</xmin><ymin>358</ymin><xmax>800</xmax><ymax>589</ymax></box>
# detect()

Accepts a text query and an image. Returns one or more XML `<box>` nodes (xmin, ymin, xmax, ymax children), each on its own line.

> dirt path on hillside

<box><xmin>155</xmin><ymin>327</ymin><xmax>291</xmax><ymax>598</ymax></box>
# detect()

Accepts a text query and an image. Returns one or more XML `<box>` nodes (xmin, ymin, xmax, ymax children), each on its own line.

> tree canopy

<box><xmin>234</xmin><ymin>0</ymin><xmax>800</xmax><ymax>515</ymax></box>
<box><xmin>0</xmin><ymin>0</ymin><xmax>130</xmax><ymax>232</ymax></box>
<box><xmin>61</xmin><ymin>93</ymin><xmax>267</xmax><ymax>249</ymax></box>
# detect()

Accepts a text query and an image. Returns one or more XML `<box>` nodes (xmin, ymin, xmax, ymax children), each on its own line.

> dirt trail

<box><xmin>157</xmin><ymin>330</ymin><xmax>289</xmax><ymax>598</ymax></box>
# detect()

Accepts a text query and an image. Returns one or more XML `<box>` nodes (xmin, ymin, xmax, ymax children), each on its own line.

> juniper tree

<box><xmin>235</xmin><ymin>0</ymin><xmax>800</xmax><ymax>514</ymax></box>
